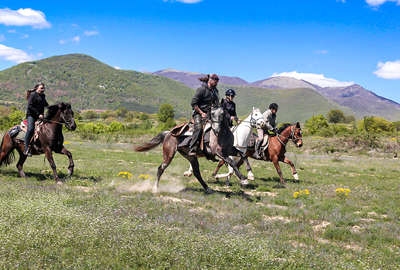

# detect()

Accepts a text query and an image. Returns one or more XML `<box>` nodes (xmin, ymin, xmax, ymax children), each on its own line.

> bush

<box><xmin>305</xmin><ymin>115</ymin><xmax>329</xmax><ymax>135</ymax></box>
<box><xmin>81</xmin><ymin>111</ymin><xmax>98</xmax><ymax>120</ymax></box>
<box><xmin>139</xmin><ymin>113</ymin><xmax>149</xmax><ymax>120</ymax></box>
<box><xmin>358</xmin><ymin>116</ymin><xmax>394</xmax><ymax>134</ymax></box>
<box><xmin>344</xmin><ymin>115</ymin><xmax>356</xmax><ymax>124</ymax></box>
<box><xmin>116</xmin><ymin>107</ymin><xmax>128</xmax><ymax>118</ymax></box>
<box><xmin>158</xmin><ymin>104</ymin><xmax>175</xmax><ymax>123</ymax></box>
<box><xmin>100</xmin><ymin>110</ymin><xmax>117</xmax><ymax>119</ymax></box>
<box><xmin>161</xmin><ymin>118</ymin><xmax>176</xmax><ymax>130</ymax></box>
<box><xmin>109</xmin><ymin>121</ymin><xmax>125</xmax><ymax>132</ymax></box>
<box><xmin>327</xmin><ymin>110</ymin><xmax>345</xmax><ymax>123</ymax></box>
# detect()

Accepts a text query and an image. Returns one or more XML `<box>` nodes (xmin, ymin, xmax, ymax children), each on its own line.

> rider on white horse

<box><xmin>254</xmin><ymin>103</ymin><xmax>278</xmax><ymax>159</ymax></box>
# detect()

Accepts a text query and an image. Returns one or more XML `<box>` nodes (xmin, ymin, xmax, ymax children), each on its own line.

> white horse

<box><xmin>183</xmin><ymin>107</ymin><xmax>265</xmax><ymax>185</ymax></box>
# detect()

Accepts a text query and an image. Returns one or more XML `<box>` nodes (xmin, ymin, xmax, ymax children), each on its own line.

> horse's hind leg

<box><xmin>283</xmin><ymin>157</ymin><xmax>298</xmax><ymax>181</ymax></box>
<box><xmin>212</xmin><ymin>160</ymin><xmax>225</xmax><ymax>177</ymax></box>
<box><xmin>58</xmin><ymin>146</ymin><xmax>74</xmax><ymax>177</ymax></box>
<box><xmin>154</xmin><ymin>143</ymin><xmax>177</xmax><ymax>193</ymax></box>
<box><xmin>241</xmin><ymin>156</ymin><xmax>255</xmax><ymax>180</ymax></box>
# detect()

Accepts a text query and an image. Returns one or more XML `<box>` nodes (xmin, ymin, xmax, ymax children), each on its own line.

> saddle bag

<box><xmin>8</xmin><ymin>125</ymin><xmax>22</xmax><ymax>138</ymax></box>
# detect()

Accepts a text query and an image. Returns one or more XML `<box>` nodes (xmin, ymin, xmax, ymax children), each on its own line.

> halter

<box><xmin>277</xmin><ymin>126</ymin><xmax>301</xmax><ymax>147</ymax></box>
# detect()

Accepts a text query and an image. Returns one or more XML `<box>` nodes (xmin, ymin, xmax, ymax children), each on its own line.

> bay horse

<box><xmin>0</xmin><ymin>103</ymin><xmax>77</xmax><ymax>183</ymax></box>
<box><xmin>212</xmin><ymin>122</ymin><xmax>303</xmax><ymax>186</ymax></box>
<box><xmin>135</xmin><ymin>107</ymin><xmax>248</xmax><ymax>193</ymax></box>
<box><xmin>183</xmin><ymin>107</ymin><xmax>265</xmax><ymax>184</ymax></box>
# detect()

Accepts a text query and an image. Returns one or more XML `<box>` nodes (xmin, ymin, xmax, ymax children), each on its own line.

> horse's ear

<box><xmin>296</xmin><ymin>122</ymin><xmax>300</xmax><ymax>128</ymax></box>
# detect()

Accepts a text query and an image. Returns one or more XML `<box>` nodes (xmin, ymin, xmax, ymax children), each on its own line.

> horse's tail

<box><xmin>134</xmin><ymin>131</ymin><xmax>169</xmax><ymax>152</ymax></box>
<box><xmin>0</xmin><ymin>133</ymin><xmax>15</xmax><ymax>167</ymax></box>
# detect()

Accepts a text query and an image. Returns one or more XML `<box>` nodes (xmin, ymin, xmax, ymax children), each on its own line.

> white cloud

<box><xmin>84</xmin><ymin>30</ymin><xmax>99</xmax><ymax>36</ymax></box>
<box><xmin>366</xmin><ymin>0</ymin><xmax>400</xmax><ymax>6</ymax></box>
<box><xmin>72</xmin><ymin>36</ymin><xmax>80</xmax><ymax>43</ymax></box>
<box><xmin>114</xmin><ymin>66</ymin><xmax>121</xmax><ymax>70</ymax></box>
<box><xmin>163</xmin><ymin>0</ymin><xmax>203</xmax><ymax>3</ymax></box>
<box><xmin>0</xmin><ymin>8</ymin><xmax>51</xmax><ymax>29</ymax></box>
<box><xmin>271</xmin><ymin>71</ymin><xmax>354</xmax><ymax>87</ymax></box>
<box><xmin>374</xmin><ymin>60</ymin><xmax>400</xmax><ymax>79</ymax></box>
<box><xmin>315</xmin><ymin>49</ymin><xmax>328</xmax><ymax>55</ymax></box>
<box><xmin>0</xmin><ymin>44</ymin><xmax>33</xmax><ymax>63</ymax></box>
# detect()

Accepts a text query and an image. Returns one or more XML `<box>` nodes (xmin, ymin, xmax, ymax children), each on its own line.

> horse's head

<box><xmin>250</xmin><ymin>107</ymin><xmax>265</xmax><ymax>128</ymax></box>
<box><xmin>59</xmin><ymin>103</ymin><xmax>77</xmax><ymax>131</ymax></box>
<box><xmin>291</xmin><ymin>122</ymin><xmax>303</xmax><ymax>147</ymax></box>
<box><xmin>210</xmin><ymin>106</ymin><xmax>225</xmax><ymax>135</ymax></box>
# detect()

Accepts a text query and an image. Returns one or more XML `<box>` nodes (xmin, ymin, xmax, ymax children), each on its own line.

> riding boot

<box><xmin>188</xmin><ymin>144</ymin><xmax>198</xmax><ymax>156</ymax></box>
<box><xmin>254</xmin><ymin>140</ymin><xmax>262</xmax><ymax>159</ymax></box>
<box><xmin>23</xmin><ymin>144</ymin><xmax>32</xmax><ymax>157</ymax></box>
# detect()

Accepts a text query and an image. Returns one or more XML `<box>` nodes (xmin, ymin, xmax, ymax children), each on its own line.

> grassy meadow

<box><xmin>0</xmin><ymin>132</ymin><xmax>399</xmax><ymax>269</ymax></box>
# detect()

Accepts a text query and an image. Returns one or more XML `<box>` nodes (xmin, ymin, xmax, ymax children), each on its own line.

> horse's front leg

<box><xmin>221</xmin><ymin>155</ymin><xmax>247</xmax><ymax>186</ymax></box>
<box><xmin>272</xmin><ymin>156</ymin><xmax>285</xmax><ymax>187</ymax></box>
<box><xmin>283</xmin><ymin>157</ymin><xmax>298</xmax><ymax>181</ymax></box>
<box><xmin>44</xmin><ymin>147</ymin><xmax>61</xmax><ymax>183</ymax></box>
<box><xmin>16</xmin><ymin>147</ymin><xmax>27</xmax><ymax>178</ymax></box>
<box><xmin>59</xmin><ymin>146</ymin><xmax>74</xmax><ymax>177</ymax></box>
<box><xmin>241</xmin><ymin>155</ymin><xmax>254</xmax><ymax>181</ymax></box>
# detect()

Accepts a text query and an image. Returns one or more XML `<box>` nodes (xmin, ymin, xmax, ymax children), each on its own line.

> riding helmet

<box><xmin>225</xmin><ymin>89</ymin><xmax>236</xmax><ymax>97</ymax></box>
<box><xmin>269</xmin><ymin>103</ymin><xmax>279</xmax><ymax>110</ymax></box>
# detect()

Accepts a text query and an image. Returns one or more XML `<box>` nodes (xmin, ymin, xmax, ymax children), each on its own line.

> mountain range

<box><xmin>153</xmin><ymin>69</ymin><xmax>400</xmax><ymax>121</ymax></box>
<box><xmin>0</xmin><ymin>54</ymin><xmax>398</xmax><ymax>122</ymax></box>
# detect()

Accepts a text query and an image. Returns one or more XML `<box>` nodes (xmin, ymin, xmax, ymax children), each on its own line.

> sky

<box><xmin>0</xmin><ymin>0</ymin><xmax>400</xmax><ymax>102</ymax></box>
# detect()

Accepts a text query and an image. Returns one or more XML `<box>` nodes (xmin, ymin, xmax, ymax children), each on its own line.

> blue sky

<box><xmin>1</xmin><ymin>0</ymin><xmax>400</xmax><ymax>102</ymax></box>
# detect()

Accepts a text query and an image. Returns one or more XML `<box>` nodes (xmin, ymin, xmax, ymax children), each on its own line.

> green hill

<box><xmin>219</xmin><ymin>84</ymin><xmax>354</xmax><ymax>123</ymax></box>
<box><xmin>0</xmin><ymin>54</ymin><xmax>194</xmax><ymax>117</ymax></box>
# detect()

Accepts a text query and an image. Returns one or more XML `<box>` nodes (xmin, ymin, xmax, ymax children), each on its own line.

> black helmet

<box><xmin>225</xmin><ymin>89</ymin><xmax>236</xmax><ymax>97</ymax></box>
<box><xmin>269</xmin><ymin>103</ymin><xmax>278</xmax><ymax>110</ymax></box>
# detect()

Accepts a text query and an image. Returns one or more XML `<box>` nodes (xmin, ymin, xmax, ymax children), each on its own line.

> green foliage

<box><xmin>81</xmin><ymin>110</ymin><xmax>98</xmax><ymax>120</ymax></box>
<box><xmin>344</xmin><ymin>115</ymin><xmax>356</xmax><ymax>124</ymax></box>
<box><xmin>327</xmin><ymin>110</ymin><xmax>346</xmax><ymax>123</ymax></box>
<box><xmin>0</xmin><ymin>109</ymin><xmax>25</xmax><ymax>129</ymax></box>
<box><xmin>8</xmin><ymin>110</ymin><xmax>25</xmax><ymax>125</ymax></box>
<box><xmin>305</xmin><ymin>115</ymin><xmax>329</xmax><ymax>135</ymax></box>
<box><xmin>139</xmin><ymin>113</ymin><xmax>149</xmax><ymax>120</ymax></box>
<box><xmin>359</xmin><ymin>116</ymin><xmax>395</xmax><ymax>134</ymax></box>
<box><xmin>100</xmin><ymin>110</ymin><xmax>117</xmax><ymax>119</ymax></box>
<box><xmin>392</xmin><ymin>121</ymin><xmax>400</xmax><ymax>131</ymax></box>
<box><xmin>116</xmin><ymin>107</ymin><xmax>128</xmax><ymax>118</ymax></box>
<box><xmin>158</xmin><ymin>103</ymin><xmax>175</xmax><ymax>123</ymax></box>
<box><xmin>109</xmin><ymin>121</ymin><xmax>125</xmax><ymax>132</ymax></box>
<box><xmin>141</xmin><ymin>119</ymin><xmax>152</xmax><ymax>130</ymax></box>
<box><xmin>161</xmin><ymin>118</ymin><xmax>176</xmax><ymax>130</ymax></box>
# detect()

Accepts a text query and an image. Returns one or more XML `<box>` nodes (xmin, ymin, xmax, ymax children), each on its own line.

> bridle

<box><xmin>277</xmin><ymin>126</ymin><xmax>302</xmax><ymax>147</ymax></box>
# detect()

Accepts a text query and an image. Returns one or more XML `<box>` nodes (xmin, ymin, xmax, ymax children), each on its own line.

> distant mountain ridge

<box><xmin>153</xmin><ymin>69</ymin><xmax>400</xmax><ymax>121</ymax></box>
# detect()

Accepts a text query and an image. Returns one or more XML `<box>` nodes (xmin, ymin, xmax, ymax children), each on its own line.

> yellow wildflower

<box><xmin>293</xmin><ymin>192</ymin><xmax>300</xmax><ymax>199</ymax></box>
<box><xmin>64</xmin><ymin>141</ymin><xmax>70</xmax><ymax>145</ymax></box>
<box><xmin>304</xmin><ymin>189</ymin><xmax>310</xmax><ymax>195</ymax></box>
<box><xmin>118</xmin><ymin>171</ymin><xmax>133</xmax><ymax>179</ymax></box>
<box><xmin>138</xmin><ymin>174</ymin><xmax>150</xmax><ymax>180</ymax></box>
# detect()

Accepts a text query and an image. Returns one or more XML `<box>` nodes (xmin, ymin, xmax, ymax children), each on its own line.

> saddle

<box><xmin>8</xmin><ymin>120</ymin><xmax>44</xmax><ymax>143</ymax></box>
<box><xmin>172</xmin><ymin>120</ymin><xmax>212</xmax><ymax>151</ymax></box>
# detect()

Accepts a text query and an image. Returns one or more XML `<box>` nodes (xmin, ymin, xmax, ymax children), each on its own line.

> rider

<box><xmin>24</xmin><ymin>83</ymin><xmax>49</xmax><ymax>156</ymax></box>
<box><xmin>189</xmin><ymin>74</ymin><xmax>220</xmax><ymax>156</ymax></box>
<box><xmin>220</xmin><ymin>88</ymin><xmax>239</xmax><ymax>127</ymax></box>
<box><xmin>254</xmin><ymin>103</ymin><xmax>279</xmax><ymax>159</ymax></box>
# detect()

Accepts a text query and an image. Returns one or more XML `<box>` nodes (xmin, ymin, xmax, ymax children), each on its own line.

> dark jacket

<box><xmin>191</xmin><ymin>84</ymin><xmax>219</xmax><ymax>115</ymax></box>
<box><xmin>26</xmin><ymin>92</ymin><xmax>49</xmax><ymax>119</ymax></box>
<box><xmin>221</xmin><ymin>98</ymin><xmax>237</xmax><ymax>126</ymax></box>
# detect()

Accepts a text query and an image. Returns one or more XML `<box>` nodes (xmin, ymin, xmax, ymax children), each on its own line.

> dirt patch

<box><xmin>290</xmin><ymin>240</ymin><xmax>308</xmax><ymax>248</ymax></box>
<box><xmin>245</xmin><ymin>191</ymin><xmax>278</xmax><ymax>197</ymax></box>
<box><xmin>116</xmin><ymin>179</ymin><xmax>185</xmax><ymax>193</ymax></box>
<box><xmin>350</xmin><ymin>225</ymin><xmax>364</xmax><ymax>233</ymax></box>
<box><xmin>159</xmin><ymin>196</ymin><xmax>195</xmax><ymax>205</ymax></box>
<box><xmin>256</xmin><ymin>203</ymin><xmax>288</xmax><ymax>210</ymax></box>
<box><xmin>263</xmin><ymin>215</ymin><xmax>291</xmax><ymax>223</ymax></box>
<box><xmin>344</xmin><ymin>243</ymin><xmax>362</xmax><ymax>251</ymax></box>
<box><xmin>359</xmin><ymin>218</ymin><xmax>375</xmax><ymax>223</ymax></box>
<box><xmin>312</xmin><ymin>221</ymin><xmax>331</xmax><ymax>232</ymax></box>
<box><xmin>73</xmin><ymin>186</ymin><xmax>94</xmax><ymax>193</ymax></box>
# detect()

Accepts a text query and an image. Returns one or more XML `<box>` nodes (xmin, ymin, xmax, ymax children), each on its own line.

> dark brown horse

<box><xmin>135</xmin><ymin>107</ymin><xmax>248</xmax><ymax>193</ymax></box>
<box><xmin>212</xmin><ymin>123</ymin><xmax>303</xmax><ymax>186</ymax></box>
<box><xmin>0</xmin><ymin>103</ymin><xmax>77</xmax><ymax>183</ymax></box>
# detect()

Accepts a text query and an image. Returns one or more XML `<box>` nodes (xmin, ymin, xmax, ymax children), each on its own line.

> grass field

<box><xmin>0</xmin><ymin>133</ymin><xmax>399</xmax><ymax>269</ymax></box>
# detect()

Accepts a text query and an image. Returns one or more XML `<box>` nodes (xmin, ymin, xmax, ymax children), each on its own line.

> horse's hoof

<box><xmin>19</xmin><ymin>172</ymin><xmax>26</xmax><ymax>178</ymax></box>
<box><xmin>183</xmin><ymin>171</ymin><xmax>192</xmax><ymax>177</ymax></box>
<box><xmin>240</xmin><ymin>179</ymin><xmax>249</xmax><ymax>186</ymax></box>
<box><xmin>247</xmin><ymin>175</ymin><xmax>255</xmax><ymax>181</ymax></box>
<box><xmin>205</xmin><ymin>187</ymin><xmax>214</xmax><ymax>194</ymax></box>
<box><xmin>293</xmin><ymin>173</ymin><xmax>299</xmax><ymax>180</ymax></box>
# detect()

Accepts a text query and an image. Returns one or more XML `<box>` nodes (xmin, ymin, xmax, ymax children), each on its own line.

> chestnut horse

<box><xmin>135</xmin><ymin>107</ymin><xmax>248</xmax><ymax>193</ymax></box>
<box><xmin>212</xmin><ymin>122</ymin><xmax>303</xmax><ymax>186</ymax></box>
<box><xmin>0</xmin><ymin>103</ymin><xmax>76</xmax><ymax>183</ymax></box>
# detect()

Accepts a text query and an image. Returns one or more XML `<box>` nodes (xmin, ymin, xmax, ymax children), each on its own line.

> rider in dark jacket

<box><xmin>220</xmin><ymin>88</ymin><xmax>238</xmax><ymax>127</ymax></box>
<box><xmin>189</xmin><ymin>74</ymin><xmax>220</xmax><ymax>155</ymax></box>
<box><xmin>24</xmin><ymin>83</ymin><xmax>49</xmax><ymax>156</ymax></box>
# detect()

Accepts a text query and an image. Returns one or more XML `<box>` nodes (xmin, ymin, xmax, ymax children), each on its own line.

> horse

<box><xmin>183</xmin><ymin>107</ymin><xmax>265</xmax><ymax>184</ymax></box>
<box><xmin>0</xmin><ymin>103</ymin><xmax>77</xmax><ymax>183</ymax></box>
<box><xmin>211</xmin><ymin>122</ymin><xmax>303</xmax><ymax>186</ymax></box>
<box><xmin>135</xmin><ymin>107</ymin><xmax>249</xmax><ymax>193</ymax></box>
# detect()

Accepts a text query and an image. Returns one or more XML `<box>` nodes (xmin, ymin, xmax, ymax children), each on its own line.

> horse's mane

<box><xmin>278</xmin><ymin>123</ymin><xmax>292</xmax><ymax>134</ymax></box>
<box><xmin>45</xmin><ymin>103</ymin><xmax>71</xmax><ymax>120</ymax></box>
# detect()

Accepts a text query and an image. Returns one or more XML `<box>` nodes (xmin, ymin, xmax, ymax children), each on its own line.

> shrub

<box><xmin>109</xmin><ymin>121</ymin><xmax>125</xmax><ymax>132</ymax></box>
<box><xmin>327</xmin><ymin>110</ymin><xmax>345</xmax><ymax>123</ymax></box>
<box><xmin>139</xmin><ymin>113</ymin><xmax>149</xmax><ymax>120</ymax></box>
<box><xmin>358</xmin><ymin>116</ymin><xmax>394</xmax><ymax>134</ymax></box>
<box><xmin>161</xmin><ymin>118</ymin><xmax>176</xmax><ymax>130</ymax></box>
<box><xmin>116</xmin><ymin>107</ymin><xmax>128</xmax><ymax>118</ymax></box>
<box><xmin>158</xmin><ymin>104</ymin><xmax>175</xmax><ymax>123</ymax></box>
<box><xmin>305</xmin><ymin>115</ymin><xmax>329</xmax><ymax>135</ymax></box>
<box><xmin>82</xmin><ymin>111</ymin><xmax>98</xmax><ymax>120</ymax></box>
